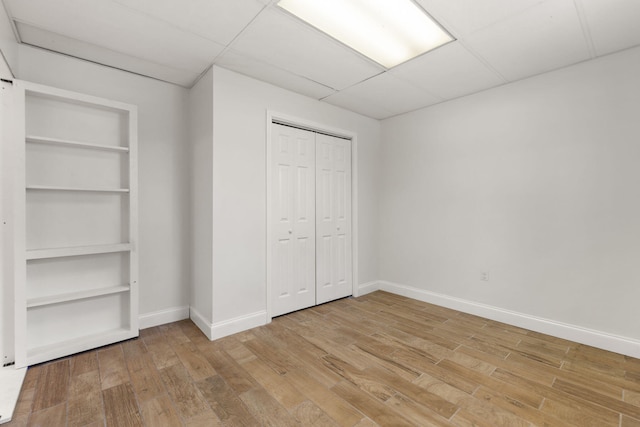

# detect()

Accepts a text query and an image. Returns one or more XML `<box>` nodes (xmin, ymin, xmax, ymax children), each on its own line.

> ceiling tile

<box><xmin>229</xmin><ymin>8</ymin><xmax>383</xmax><ymax>90</ymax></box>
<box><xmin>322</xmin><ymin>92</ymin><xmax>394</xmax><ymax>121</ymax></box>
<box><xmin>462</xmin><ymin>0</ymin><xmax>591</xmax><ymax>81</ymax></box>
<box><xmin>579</xmin><ymin>0</ymin><xmax>640</xmax><ymax>56</ymax></box>
<box><xmin>415</xmin><ymin>0</ymin><xmax>547</xmax><ymax>37</ymax></box>
<box><xmin>216</xmin><ymin>49</ymin><xmax>336</xmax><ymax>99</ymax></box>
<box><xmin>111</xmin><ymin>0</ymin><xmax>266</xmax><ymax>46</ymax></box>
<box><xmin>325</xmin><ymin>72</ymin><xmax>442</xmax><ymax>119</ymax></box>
<box><xmin>391</xmin><ymin>42</ymin><xmax>505</xmax><ymax>100</ymax></box>
<box><xmin>5</xmin><ymin>0</ymin><xmax>224</xmax><ymax>72</ymax></box>
<box><xmin>15</xmin><ymin>23</ymin><xmax>200</xmax><ymax>86</ymax></box>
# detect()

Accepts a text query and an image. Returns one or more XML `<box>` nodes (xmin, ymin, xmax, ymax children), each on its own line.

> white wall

<box><xmin>379</xmin><ymin>46</ymin><xmax>640</xmax><ymax>352</ymax></box>
<box><xmin>189</xmin><ymin>68</ymin><xmax>214</xmax><ymax>323</ymax></box>
<box><xmin>16</xmin><ymin>46</ymin><xmax>191</xmax><ymax>327</ymax></box>
<box><xmin>196</xmin><ymin>66</ymin><xmax>381</xmax><ymax>335</ymax></box>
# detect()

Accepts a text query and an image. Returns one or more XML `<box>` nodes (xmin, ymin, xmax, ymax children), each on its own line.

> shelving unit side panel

<box><xmin>127</xmin><ymin>107</ymin><xmax>139</xmax><ymax>332</ymax></box>
<box><xmin>11</xmin><ymin>81</ymin><xmax>28</xmax><ymax>367</ymax></box>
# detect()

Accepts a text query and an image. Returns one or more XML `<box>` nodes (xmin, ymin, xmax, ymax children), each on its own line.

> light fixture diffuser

<box><xmin>277</xmin><ymin>0</ymin><xmax>453</xmax><ymax>69</ymax></box>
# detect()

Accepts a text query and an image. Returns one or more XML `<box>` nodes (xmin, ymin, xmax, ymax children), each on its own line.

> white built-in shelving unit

<box><xmin>11</xmin><ymin>80</ymin><xmax>138</xmax><ymax>367</ymax></box>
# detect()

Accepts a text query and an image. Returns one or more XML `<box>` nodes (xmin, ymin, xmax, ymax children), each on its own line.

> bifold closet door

<box><xmin>271</xmin><ymin>124</ymin><xmax>316</xmax><ymax>317</ymax></box>
<box><xmin>316</xmin><ymin>133</ymin><xmax>352</xmax><ymax>304</ymax></box>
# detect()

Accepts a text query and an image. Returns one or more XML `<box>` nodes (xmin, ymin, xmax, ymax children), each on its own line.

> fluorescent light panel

<box><xmin>277</xmin><ymin>0</ymin><xmax>453</xmax><ymax>69</ymax></box>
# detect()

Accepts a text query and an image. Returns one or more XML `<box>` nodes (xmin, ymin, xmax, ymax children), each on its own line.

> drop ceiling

<box><xmin>3</xmin><ymin>0</ymin><xmax>640</xmax><ymax>119</ymax></box>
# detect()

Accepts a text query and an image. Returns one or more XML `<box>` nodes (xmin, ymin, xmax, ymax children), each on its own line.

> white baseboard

<box><xmin>139</xmin><ymin>306</ymin><xmax>190</xmax><ymax>330</ymax></box>
<box><xmin>356</xmin><ymin>281</ymin><xmax>380</xmax><ymax>297</ymax></box>
<box><xmin>190</xmin><ymin>308</ymin><xmax>268</xmax><ymax>341</ymax></box>
<box><xmin>377</xmin><ymin>281</ymin><xmax>640</xmax><ymax>359</ymax></box>
<box><xmin>189</xmin><ymin>307</ymin><xmax>214</xmax><ymax>340</ymax></box>
<box><xmin>0</xmin><ymin>366</ymin><xmax>26</xmax><ymax>425</ymax></box>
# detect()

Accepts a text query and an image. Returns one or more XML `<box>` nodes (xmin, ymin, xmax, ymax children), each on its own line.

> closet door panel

<box><xmin>316</xmin><ymin>134</ymin><xmax>352</xmax><ymax>304</ymax></box>
<box><xmin>271</xmin><ymin>124</ymin><xmax>316</xmax><ymax>317</ymax></box>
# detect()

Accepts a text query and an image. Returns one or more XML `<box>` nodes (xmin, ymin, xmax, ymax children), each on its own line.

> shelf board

<box><xmin>27</xmin><ymin>243</ymin><xmax>132</xmax><ymax>260</ymax></box>
<box><xmin>26</xmin><ymin>185</ymin><xmax>130</xmax><ymax>193</ymax></box>
<box><xmin>27</xmin><ymin>285</ymin><xmax>130</xmax><ymax>308</ymax></box>
<box><xmin>26</xmin><ymin>328</ymin><xmax>137</xmax><ymax>366</ymax></box>
<box><xmin>26</xmin><ymin>135</ymin><xmax>129</xmax><ymax>153</ymax></box>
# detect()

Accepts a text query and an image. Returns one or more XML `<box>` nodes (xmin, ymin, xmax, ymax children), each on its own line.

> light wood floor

<box><xmin>5</xmin><ymin>291</ymin><xmax>640</xmax><ymax>426</ymax></box>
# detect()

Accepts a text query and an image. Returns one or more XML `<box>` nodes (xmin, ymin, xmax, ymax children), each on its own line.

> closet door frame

<box><xmin>265</xmin><ymin>111</ymin><xmax>359</xmax><ymax>322</ymax></box>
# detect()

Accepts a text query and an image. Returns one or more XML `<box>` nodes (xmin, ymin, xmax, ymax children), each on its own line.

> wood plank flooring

<box><xmin>5</xmin><ymin>291</ymin><xmax>640</xmax><ymax>426</ymax></box>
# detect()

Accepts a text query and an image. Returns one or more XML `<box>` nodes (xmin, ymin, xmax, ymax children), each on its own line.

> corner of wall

<box><xmin>139</xmin><ymin>306</ymin><xmax>190</xmax><ymax>330</ymax></box>
<box><xmin>190</xmin><ymin>307</ymin><xmax>267</xmax><ymax>341</ymax></box>
<box><xmin>355</xmin><ymin>280</ymin><xmax>381</xmax><ymax>297</ymax></box>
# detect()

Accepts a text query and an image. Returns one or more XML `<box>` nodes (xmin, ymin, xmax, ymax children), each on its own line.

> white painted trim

<box><xmin>378</xmin><ymin>281</ymin><xmax>640</xmax><ymax>359</ymax></box>
<box><xmin>192</xmin><ymin>309</ymin><xmax>268</xmax><ymax>341</ymax></box>
<box><xmin>12</xmin><ymin>81</ymin><xmax>26</xmax><ymax>367</ymax></box>
<box><xmin>265</xmin><ymin>110</ymin><xmax>359</xmax><ymax>321</ymax></box>
<box><xmin>210</xmin><ymin>311</ymin><xmax>268</xmax><ymax>340</ymax></box>
<box><xmin>189</xmin><ymin>306</ymin><xmax>213</xmax><ymax>340</ymax></box>
<box><xmin>138</xmin><ymin>306</ymin><xmax>189</xmax><ymax>330</ymax></box>
<box><xmin>0</xmin><ymin>366</ymin><xmax>26</xmax><ymax>425</ymax></box>
<box><xmin>356</xmin><ymin>281</ymin><xmax>380</xmax><ymax>297</ymax></box>
<box><xmin>0</xmin><ymin>80</ymin><xmax>12</xmax><ymax>366</ymax></box>
<box><xmin>265</xmin><ymin>112</ymin><xmax>273</xmax><ymax>322</ymax></box>
<box><xmin>17</xmin><ymin>80</ymin><xmax>135</xmax><ymax>112</ymax></box>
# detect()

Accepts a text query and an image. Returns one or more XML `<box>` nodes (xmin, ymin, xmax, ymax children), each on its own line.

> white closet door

<box><xmin>271</xmin><ymin>124</ymin><xmax>316</xmax><ymax>317</ymax></box>
<box><xmin>316</xmin><ymin>133</ymin><xmax>352</xmax><ymax>305</ymax></box>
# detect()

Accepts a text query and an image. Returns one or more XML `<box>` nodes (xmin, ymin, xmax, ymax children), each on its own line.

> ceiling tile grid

<box><xmin>390</xmin><ymin>42</ymin><xmax>506</xmax><ymax>100</ymax></box>
<box><xmin>414</xmin><ymin>0</ymin><xmax>549</xmax><ymax>38</ymax></box>
<box><xmin>110</xmin><ymin>0</ymin><xmax>267</xmax><ymax>46</ymax></box>
<box><xmin>2</xmin><ymin>0</ymin><xmax>640</xmax><ymax>119</ymax></box>
<box><xmin>228</xmin><ymin>8</ymin><xmax>384</xmax><ymax>91</ymax></box>
<box><xmin>324</xmin><ymin>72</ymin><xmax>443</xmax><ymax>119</ymax></box>
<box><xmin>459</xmin><ymin>0</ymin><xmax>592</xmax><ymax>82</ymax></box>
<box><xmin>216</xmin><ymin>49</ymin><xmax>336</xmax><ymax>100</ymax></box>
<box><xmin>578</xmin><ymin>0</ymin><xmax>640</xmax><ymax>56</ymax></box>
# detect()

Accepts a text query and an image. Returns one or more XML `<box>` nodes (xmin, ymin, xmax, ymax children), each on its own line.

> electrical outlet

<box><xmin>481</xmin><ymin>271</ymin><xmax>489</xmax><ymax>281</ymax></box>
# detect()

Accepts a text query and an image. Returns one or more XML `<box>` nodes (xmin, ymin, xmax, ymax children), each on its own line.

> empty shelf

<box><xmin>27</xmin><ymin>243</ymin><xmax>132</xmax><ymax>260</ymax></box>
<box><xmin>26</xmin><ymin>135</ymin><xmax>129</xmax><ymax>153</ymax></box>
<box><xmin>27</xmin><ymin>185</ymin><xmax>130</xmax><ymax>193</ymax></box>
<box><xmin>27</xmin><ymin>285</ymin><xmax>131</xmax><ymax>308</ymax></box>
